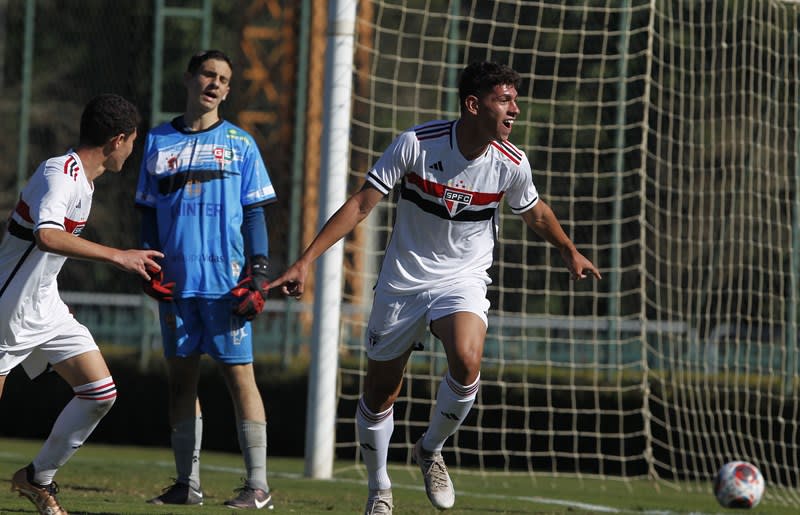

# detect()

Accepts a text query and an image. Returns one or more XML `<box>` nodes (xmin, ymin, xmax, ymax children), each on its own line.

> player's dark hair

<box><xmin>79</xmin><ymin>93</ymin><xmax>141</xmax><ymax>146</ymax></box>
<box><xmin>187</xmin><ymin>49</ymin><xmax>233</xmax><ymax>75</ymax></box>
<box><xmin>458</xmin><ymin>61</ymin><xmax>521</xmax><ymax>108</ymax></box>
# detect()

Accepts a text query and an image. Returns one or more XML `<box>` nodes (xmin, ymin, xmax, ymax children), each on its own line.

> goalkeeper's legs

<box><xmin>165</xmin><ymin>356</ymin><xmax>203</xmax><ymax>492</ymax></box>
<box><xmin>221</xmin><ymin>362</ymin><xmax>271</xmax><ymax>495</ymax></box>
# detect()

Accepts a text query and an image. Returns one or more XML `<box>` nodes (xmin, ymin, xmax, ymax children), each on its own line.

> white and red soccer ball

<box><xmin>713</xmin><ymin>461</ymin><xmax>765</xmax><ymax>509</ymax></box>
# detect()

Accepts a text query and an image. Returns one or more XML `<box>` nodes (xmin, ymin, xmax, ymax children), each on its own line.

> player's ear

<box><xmin>465</xmin><ymin>94</ymin><xmax>480</xmax><ymax>115</ymax></box>
<box><xmin>112</xmin><ymin>133</ymin><xmax>125</xmax><ymax>148</ymax></box>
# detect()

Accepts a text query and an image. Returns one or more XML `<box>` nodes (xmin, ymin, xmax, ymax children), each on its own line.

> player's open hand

<box><xmin>116</xmin><ymin>249</ymin><xmax>166</xmax><ymax>280</ymax></box>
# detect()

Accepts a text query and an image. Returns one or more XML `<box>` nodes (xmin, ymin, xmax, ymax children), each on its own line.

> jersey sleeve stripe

<box><xmin>414</xmin><ymin>121</ymin><xmax>454</xmax><ymax>141</ymax></box>
<box><xmin>63</xmin><ymin>156</ymin><xmax>81</xmax><ymax>181</ymax></box>
<box><xmin>510</xmin><ymin>195</ymin><xmax>539</xmax><ymax>214</ymax></box>
<box><xmin>366</xmin><ymin>171</ymin><xmax>391</xmax><ymax>195</ymax></box>
<box><xmin>37</xmin><ymin>220</ymin><xmax>66</xmax><ymax>231</ymax></box>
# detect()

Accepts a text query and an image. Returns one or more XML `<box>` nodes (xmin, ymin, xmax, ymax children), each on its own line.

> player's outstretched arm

<box><xmin>520</xmin><ymin>200</ymin><xmax>601</xmax><ymax>281</ymax></box>
<box><xmin>272</xmin><ymin>183</ymin><xmax>384</xmax><ymax>298</ymax></box>
<box><xmin>35</xmin><ymin>227</ymin><xmax>165</xmax><ymax>280</ymax></box>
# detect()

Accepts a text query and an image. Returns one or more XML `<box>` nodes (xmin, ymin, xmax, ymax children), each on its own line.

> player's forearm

<box><xmin>298</xmin><ymin>213</ymin><xmax>358</xmax><ymax>267</ymax></box>
<box><xmin>36</xmin><ymin>228</ymin><xmax>123</xmax><ymax>266</ymax></box>
<box><xmin>298</xmin><ymin>194</ymin><xmax>372</xmax><ymax>267</ymax></box>
<box><xmin>523</xmin><ymin>202</ymin><xmax>576</xmax><ymax>253</ymax></box>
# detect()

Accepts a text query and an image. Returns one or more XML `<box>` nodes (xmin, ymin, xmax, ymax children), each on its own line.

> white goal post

<box><xmin>308</xmin><ymin>0</ymin><xmax>800</xmax><ymax>508</ymax></box>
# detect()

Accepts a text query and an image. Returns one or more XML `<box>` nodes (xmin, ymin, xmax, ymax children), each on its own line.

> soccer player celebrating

<box><xmin>1</xmin><ymin>94</ymin><xmax>162</xmax><ymax>515</ymax></box>
<box><xmin>136</xmin><ymin>50</ymin><xmax>277</xmax><ymax>510</ymax></box>
<box><xmin>271</xmin><ymin>61</ymin><xmax>601</xmax><ymax>514</ymax></box>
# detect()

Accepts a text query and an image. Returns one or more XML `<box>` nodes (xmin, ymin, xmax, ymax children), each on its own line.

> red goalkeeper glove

<box><xmin>231</xmin><ymin>255</ymin><xmax>270</xmax><ymax>320</ymax></box>
<box><xmin>142</xmin><ymin>267</ymin><xmax>175</xmax><ymax>302</ymax></box>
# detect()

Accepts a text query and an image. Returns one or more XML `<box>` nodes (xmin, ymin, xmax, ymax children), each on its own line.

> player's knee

<box><xmin>363</xmin><ymin>384</ymin><xmax>401</xmax><ymax>411</ymax></box>
<box><xmin>75</xmin><ymin>377</ymin><xmax>117</xmax><ymax>417</ymax></box>
<box><xmin>95</xmin><ymin>390</ymin><xmax>117</xmax><ymax>415</ymax></box>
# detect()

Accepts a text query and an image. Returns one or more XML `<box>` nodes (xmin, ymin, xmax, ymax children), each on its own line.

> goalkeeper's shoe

<box><xmin>11</xmin><ymin>464</ymin><xmax>68</xmax><ymax>515</ymax></box>
<box><xmin>413</xmin><ymin>436</ymin><xmax>455</xmax><ymax>510</ymax></box>
<box><xmin>147</xmin><ymin>480</ymin><xmax>203</xmax><ymax>505</ymax></box>
<box><xmin>364</xmin><ymin>488</ymin><xmax>393</xmax><ymax>515</ymax></box>
<box><xmin>224</xmin><ymin>483</ymin><xmax>274</xmax><ymax>510</ymax></box>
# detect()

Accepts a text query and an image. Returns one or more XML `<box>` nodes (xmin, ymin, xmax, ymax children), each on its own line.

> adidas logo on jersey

<box><xmin>429</xmin><ymin>160</ymin><xmax>444</xmax><ymax>171</ymax></box>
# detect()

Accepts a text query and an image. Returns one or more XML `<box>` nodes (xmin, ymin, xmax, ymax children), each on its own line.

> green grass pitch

<box><xmin>0</xmin><ymin>437</ymin><xmax>782</xmax><ymax>514</ymax></box>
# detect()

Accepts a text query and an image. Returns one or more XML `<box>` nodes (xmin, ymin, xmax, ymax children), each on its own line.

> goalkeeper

<box><xmin>272</xmin><ymin>61</ymin><xmax>601</xmax><ymax>514</ymax></box>
<box><xmin>135</xmin><ymin>50</ymin><xmax>277</xmax><ymax>510</ymax></box>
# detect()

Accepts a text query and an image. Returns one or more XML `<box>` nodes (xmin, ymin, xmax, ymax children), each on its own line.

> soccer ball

<box><xmin>713</xmin><ymin>461</ymin><xmax>765</xmax><ymax>509</ymax></box>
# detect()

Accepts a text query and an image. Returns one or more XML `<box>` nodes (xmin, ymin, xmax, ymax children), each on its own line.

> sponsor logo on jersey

<box><xmin>213</xmin><ymin>147</ymin><xmax>233</xmax><ymax>164</ymax></box>
<box><xmin>173</xmin><ymin>201</ymin><xmax>222</xmax><ymax>217</ymax></box>
<box><xmin>167</xmin><ymin>156</ymin><xmax>179</xmax><ymax>170</ymax></box>
<box><xmin>170</xmin><ymin>253</ymin><xmax>226</xmax><ymax>263</ymax></box>
<box><xmin>443</xmin><ymin>189</ymin><xmax>473</xmax><ymax>217</ymax></box>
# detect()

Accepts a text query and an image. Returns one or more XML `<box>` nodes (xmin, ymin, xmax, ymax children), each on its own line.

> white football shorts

<box><xmin>0</xmin><ymin>317</ymin><xmax>97</xmax><ymax>378</ymax></box>
<box><xmin>365</xmin><ymin>278</ymin><xmax>490</xmax><ymax>361</ymax></box>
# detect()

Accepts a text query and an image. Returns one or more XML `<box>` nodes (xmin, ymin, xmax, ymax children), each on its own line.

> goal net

<box><xmin>332</xmin><ymin>0</ymin><xmax>800</xmax><ymax>507</ymax></box>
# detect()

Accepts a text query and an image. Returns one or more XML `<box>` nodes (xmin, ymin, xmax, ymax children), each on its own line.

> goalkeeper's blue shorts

<box><xmin>158</xmin><ymin>297</ymin><xmax>253</xmax><ymax>364</ymax></box>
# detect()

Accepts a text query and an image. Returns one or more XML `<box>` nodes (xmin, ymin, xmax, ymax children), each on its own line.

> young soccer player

<box><xmin>271</xmin><ymin>61</ymin><xmax>601</xmax><ymax>514</ymax></box>
<box><xmin>1</xmin><ymin>93</ymin><xmax>163</xmax><ymax>515</ymax></box>
<box><xmin>136</xmin><ymin>49</ymin><xmax>277</xmax><ymax>510</ymax></box>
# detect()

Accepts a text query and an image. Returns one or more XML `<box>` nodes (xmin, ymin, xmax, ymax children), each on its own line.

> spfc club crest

<box><xmin>443</xmin><ymin>189</ymin><xmax>472</xmax><ymax>217</ymax></box>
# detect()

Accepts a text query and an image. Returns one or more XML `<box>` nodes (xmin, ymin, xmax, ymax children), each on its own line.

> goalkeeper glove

<box><xmin>142</xmin><ymin>267</ymin><xmax>175</xmax><ymax>302</ymax></box>
<box><xmin>231</xmin><ymin>255</ymin><xmax>270</xmax><ymax>320</ymax></box>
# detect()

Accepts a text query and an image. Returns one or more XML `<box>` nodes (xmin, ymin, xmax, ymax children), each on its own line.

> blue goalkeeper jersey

<box><xmin>135</xmin><ymin>117</ymin><xmax>276</xmax><ymax>298</ymax></box>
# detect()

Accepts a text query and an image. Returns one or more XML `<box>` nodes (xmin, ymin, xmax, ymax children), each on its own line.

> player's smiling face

<box><xmin>185</xmin><ymin>58</ymin><xmax>231</xmax><ymax>113</ymax></box>
<box><xmin>477</xmin><ymin>83</ymin><xmax>519</xmax><ymax>142</ymax></box>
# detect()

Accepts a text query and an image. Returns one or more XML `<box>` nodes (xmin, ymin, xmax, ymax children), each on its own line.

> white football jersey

<box><xmin>0</xmin><ymin>151</ymin><xmax>93</xmax><ymax>351</ymax></box>
<box><xmin>366</xmin><ymin>120</ymin><xmax>539</xmax><ymax>293</ymax></box>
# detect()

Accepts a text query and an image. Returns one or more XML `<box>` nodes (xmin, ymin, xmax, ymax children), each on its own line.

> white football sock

<box><xmin>32</xmin><ymin>377</ymin><xmax>117</xmax><ymax>484</ymax></box>
<box><xmin>238</xmin><ymin>419</ymin><xmax>269</xmax><ymax>492</ymax></box>
<box><xmin>172</xmin><ymin>415</ymin><xmax>203</xmax><ymax>490</ymax></box>
<box><xmin>422</xmin><ymin>372</ymin><xmax>479</xmax><ymax>453</ymax></box>
<box><xmin>356</xmin><ymin>397</ymin><xmax>393</xmax><ymax>491</ymax></box>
